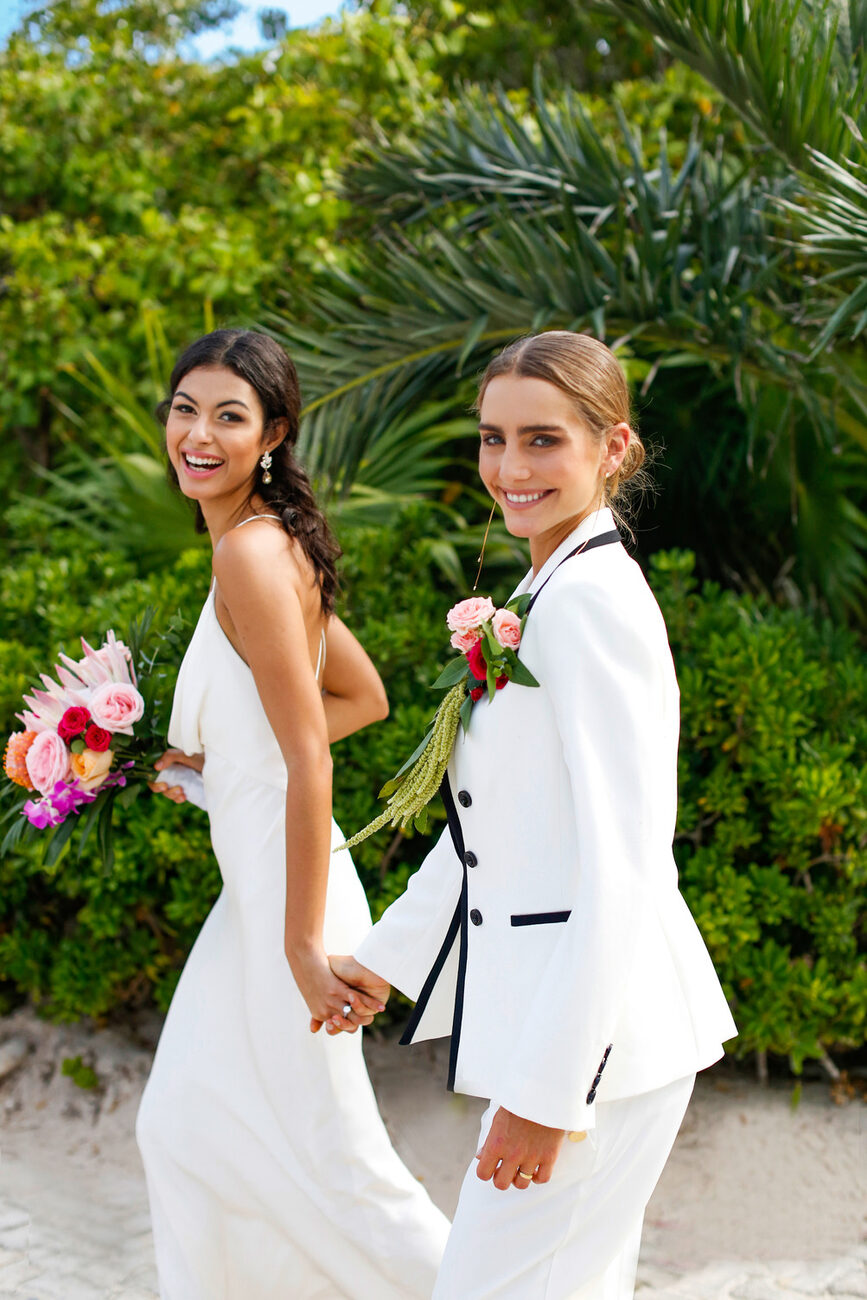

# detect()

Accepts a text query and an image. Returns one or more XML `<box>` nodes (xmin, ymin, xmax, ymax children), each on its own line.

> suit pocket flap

<box><xmin>510</xmin><ymin>910</ymin><xmax>571</xmax><ymax>926</ymax></box>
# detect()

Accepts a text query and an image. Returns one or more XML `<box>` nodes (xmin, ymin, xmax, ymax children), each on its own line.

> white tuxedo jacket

<box><xmin>356</xmin><ymin>507</ymin><xmax>737</xmax><ymax>1132</ymax></box>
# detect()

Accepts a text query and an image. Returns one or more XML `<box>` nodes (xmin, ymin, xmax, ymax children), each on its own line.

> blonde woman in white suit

<box><xmin>331</xmin><ymin>331</ymin><xmax>737</xmax><ymax>1298</ymax></box>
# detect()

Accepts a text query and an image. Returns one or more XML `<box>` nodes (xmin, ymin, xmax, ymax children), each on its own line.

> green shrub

<box><xmin>652</xmin><ymin>551</ymin><xmax>867</xmax><ymax>1070</ymax></box>
<box><xmin>1</xmin><ymin>523</ymin><xmax>864</xmax><ymax>1072</ymax></box>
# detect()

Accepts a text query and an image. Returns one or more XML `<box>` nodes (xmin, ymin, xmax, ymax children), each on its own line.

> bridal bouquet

<box><xmin>2</xmin><ymin>611</ymin><xmax>186</xmax><ymax>871</ymax></box>
<box><xmin>339</xmin><ymin>592</ymin><xmax>538</xmax><ymax>850</ymax></box>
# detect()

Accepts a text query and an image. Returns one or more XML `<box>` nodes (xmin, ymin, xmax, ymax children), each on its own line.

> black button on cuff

<box><xmin>464</xmin><ymin>851</ymin><xmax>478</xmax><ymax>869</ymax></box>
<box><xmin>469</xmin><ymin>908</ymin><xmax>483</xmax><ymax>926</ymax></box>
<box><xmin>458</xmin><ymin>790</ymin><xmax>472</xmax><ymax>807</ymax></box>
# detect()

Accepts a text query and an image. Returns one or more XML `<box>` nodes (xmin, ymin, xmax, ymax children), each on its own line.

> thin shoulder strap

<box><xmin>526</xmin><ymin>528</ymin><xmax>621</xmax><ymax>615</ymax></box>
<box><xmin>314</xmin><ymin>628</ymin><xmax>326</xmax><ymax>683</ymax></box>
<box><xmin>235</xmin><ymin>513</ymin><xmax>283</xmax><ymax>527</ymax></box>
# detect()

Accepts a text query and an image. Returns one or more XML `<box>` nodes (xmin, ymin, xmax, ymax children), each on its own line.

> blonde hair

<box><xmin>475</xmin><ymin>331</ymin><xmax>648</xmax><ymax>525</ymax></box>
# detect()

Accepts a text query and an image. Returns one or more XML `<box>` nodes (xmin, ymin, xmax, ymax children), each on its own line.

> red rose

<box><xmin>495</xmin><ymin>675</ymin><xmax>508</xmax><ymax>691</ymax></box>
<box><xmin>83</xmin><ymin>723</ymin><xmax>112</xmax><ymax>753</ymax></box>
<box><xmin>58</xmin><ymin>706</ymin><xmax>91</xmax><ymax>742</ymax></box>
<box><xmin>465</xmin><ymin>639</ymin><xmax>487</xmax><ymax>682</ymax></box>
<box><xmin>469</xmin><ymin>686</ymin><xmax>485</xmax><ymax>702</ymax></box>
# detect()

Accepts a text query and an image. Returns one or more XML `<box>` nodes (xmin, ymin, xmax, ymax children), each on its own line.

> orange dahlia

<box><xmin>4</xmin><ymin>731</ymin><xmax>37</xmax><ymax>789</ymax></box>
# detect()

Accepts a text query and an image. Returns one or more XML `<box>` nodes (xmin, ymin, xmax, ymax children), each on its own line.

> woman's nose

<box><xmin>500</xmin><ymin>448</ymin><xmax>531</xmax><ymax>483</ymax></box>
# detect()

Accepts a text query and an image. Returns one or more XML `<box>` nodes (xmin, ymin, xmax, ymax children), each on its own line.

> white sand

<box><xmin>0</xmin><ymin>1008</ymin><xmax>864</xmax><ymax>1298</ymax></box>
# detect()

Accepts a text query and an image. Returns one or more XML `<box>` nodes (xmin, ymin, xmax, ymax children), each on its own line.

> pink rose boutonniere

<box><xmin>338</xmin><ymin>591</ymin><xmax>539</xmax><ymax>851</ymax></box>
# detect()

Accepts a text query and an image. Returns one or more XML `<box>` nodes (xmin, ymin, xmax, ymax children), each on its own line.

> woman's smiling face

<box><xmin>478</xmin><ymin>374</ymin><xmax>628</xmax><ymax>564</ymax></box>
<box><xmin>165</xmin><ymin>364</ymin><xmax>276</xmax><ymax>504</ymax></box>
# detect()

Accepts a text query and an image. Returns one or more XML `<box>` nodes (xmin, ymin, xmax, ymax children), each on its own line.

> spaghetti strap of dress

<box><xmin>210</xmin><ymin>516</ymin><xmax>328</xmax><ymax>683</ymax></box>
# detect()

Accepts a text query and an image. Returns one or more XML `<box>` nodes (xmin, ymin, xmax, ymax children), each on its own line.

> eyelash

<box><xmin>481</xmin><ymin>434</ymin><xmax>557</xmax><ymax>448</ymax></box>
<box><xmin>172</xmin><ymin>404</ymin><xmax>242</xmax><ymax>421</ymax></box>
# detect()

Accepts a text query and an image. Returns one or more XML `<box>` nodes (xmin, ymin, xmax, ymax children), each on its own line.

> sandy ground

<box><xmin>0</xmin><ymin>1008</ymin><xmax>864</xmax><ymax>1298</ymax></box>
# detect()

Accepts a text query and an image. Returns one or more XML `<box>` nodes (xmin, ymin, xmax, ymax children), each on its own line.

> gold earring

<box><xmin>473</xmin><ymin>500</ymin><xmax>497</xmax><ymax>591</ymax></box>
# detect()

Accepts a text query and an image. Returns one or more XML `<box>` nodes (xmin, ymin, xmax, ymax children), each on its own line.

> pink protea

<box><xmin>17</xmin><ymin>630</ymin><xmax>136</xmax><ymax>732</ymax></box>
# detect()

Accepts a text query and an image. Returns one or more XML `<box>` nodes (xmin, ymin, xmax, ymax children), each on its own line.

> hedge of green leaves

<box><xmin>1</xmin><ymin>515</ymin><xmax>864</xmax><ymax>1070</ymax></box>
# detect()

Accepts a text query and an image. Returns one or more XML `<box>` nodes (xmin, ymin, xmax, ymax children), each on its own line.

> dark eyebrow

<box><xmin>478</xmin><ymin>423</ymin><xmax>566</xmax><ymax>435</ymax></box>
<box><xmin>173</xmin><ymin>391</ymin><xmax>250</xmax><ymax>411</ymax></box>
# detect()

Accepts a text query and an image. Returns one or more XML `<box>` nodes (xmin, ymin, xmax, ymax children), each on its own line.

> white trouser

<box><xmin>433</xmin><ymin>1074</ymin><xmax>695</xmax><ymax>1300</ymax></box>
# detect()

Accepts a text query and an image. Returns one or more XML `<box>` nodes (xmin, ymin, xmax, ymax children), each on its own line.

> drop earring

<box><xmin>260</xmin><ymin>450</ymin><xmax>272</xmax><ymax>484</ymax></box>
<box><xmin>473</xmin><ymin>499</ymin><xmax>498</xmax><ymax>591</ymax></box>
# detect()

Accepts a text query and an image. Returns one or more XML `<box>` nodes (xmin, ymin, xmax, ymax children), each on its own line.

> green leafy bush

<box><xmin>1</xmin><ymin>522</ymin><xmax>864</xmax><ymax>1072</ymax></box>
<box><xmin>653</xmin><ymin>551</ymin><xmax>867</xmax><ymax>1070</ymax></box>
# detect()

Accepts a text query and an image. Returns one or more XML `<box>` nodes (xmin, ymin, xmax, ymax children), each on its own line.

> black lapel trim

<box><xmin>526</xmin><ymin>528</ymin><xmax>621</xmax><ymax>615</ymax></box>
<box><xmin>398</xmin><ymin>772</ymin><xmax>471</xmax><ymax>1076</ymax></box>
<box><xmin>440</xmin><ymin>773</ymin><xmax>469</xmax><ymax>1092</ymax></box>
<box><xmin>398</xmin><ymin>901</ymin><xmax>460</xmax><ymax>1046</ymax></box>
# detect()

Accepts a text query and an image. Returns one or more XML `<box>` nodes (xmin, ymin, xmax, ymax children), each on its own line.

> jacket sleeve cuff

<box><xmin>354</xmin><ymin>926</ymin><xmax>428</xmax><ymax>1002</ymax></box>
<box><xmin>495</xmin><ymin>1078</ymin><xmax>599</xmax><ymax>1134</ymax></box>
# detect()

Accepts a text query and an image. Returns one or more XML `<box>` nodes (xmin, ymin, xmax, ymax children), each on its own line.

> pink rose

<box><xmin>492</xmin><ymin>609</ymin><xmax>522</xmax><ymax>650</ymax></box>
<box><xmin>88</xmin><ymin>681</ymin><xmax>145</xmax><ymax>734</ymax></box>
<box><xmin>25</xmin><ymin>730</ymin><xmax>70</xmax><ymax>796</ymax></box>
<box><xmin>446</xmin><ymin>596</ymin><xmax>496</xmax><ymax>636</ymax></box>
<box><xmin>450</xmin><ymin>629</ymin><xmax>480</xmax><ymax>653</ymax></box>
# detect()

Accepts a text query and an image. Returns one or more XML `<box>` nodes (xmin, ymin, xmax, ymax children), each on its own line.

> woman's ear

<box><xmin>265</xmin><ymin>417</ymin><xmax>290</xmax><ymax>453</ymax></box>
<box><xmin>604</xmin><ymin>422</ymin><xmax>631</xmax><ymax>475</ymax></box>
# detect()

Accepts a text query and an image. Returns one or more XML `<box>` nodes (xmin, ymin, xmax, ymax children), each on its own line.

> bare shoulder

<box><xmin>213</xmin><ymin>519</ymin><xmax>307</xmax><ymax>600</ymax></box>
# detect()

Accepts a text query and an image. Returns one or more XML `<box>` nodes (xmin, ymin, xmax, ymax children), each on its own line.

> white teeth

<box><xmin>185</xmin><ymin>454</ymin><xmax>224</xmax><ymax>467</ymax></box>
<box><xmin>505</xmin><ymin>491</ymin><xmax>546</xmax><ymax>504</ymax></box>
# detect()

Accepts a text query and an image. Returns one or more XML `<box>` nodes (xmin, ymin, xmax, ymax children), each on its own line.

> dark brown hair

<box><xmin>157</xmin><ymin>329</ymin><xmax>340</xmax><ymax>615</ymax></box>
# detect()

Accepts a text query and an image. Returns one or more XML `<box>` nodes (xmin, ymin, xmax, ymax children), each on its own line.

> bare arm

<box><xmin>320</xmin><ymin>615</ymin><xmax>389</xmax><ymax>745</ymax></box>
<box><xmin>212</xmin><ymin>528</ymin><xmax>383</xmax><ymax>1030</ymax></box>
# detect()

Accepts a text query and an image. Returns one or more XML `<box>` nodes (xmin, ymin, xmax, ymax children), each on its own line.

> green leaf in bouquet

<box><xmin>117</xmin><ymin>781</ymin><xmax>143</xmax><ymax>809</ymax></box>
<box><xmin>459</xmin><ymin>693</ymin><xmax>474</xmax><ymax>733</ymax></box>
<box><xmin>42</xmin><ymin>813</ymin><xmax>79</xmax><ymax>869</ymax></box>
<box><xmin>1</xmin><ymin>811</ymin><xmax>31</xmax><ymax>858</ymax></box>
<box><xmin>506</xmin><ymin>593</ymin><xmax>533</xmax><ymax>617</ymax></box>
<box><xmin>431</xmin><ymin>656</ymin><xmax>470</xmax><ymax>690</ymax></box>
<box><xmin>70</xmin><ymin>738</ymin><xmax>86</xmax><ymax>754</ymax></box>
<box><xmin>97</xmin><ymin>798</ymin><xmax>115</xmax><ymax>875</ymax></box>
<box><xmin>509</xmin><ymin>659</ymin><xmax>541</xmax><ymax>688</ymax></box>
<box><xmin>413</xmin><ymin>805</ymin><xmax>433</xmax><ymax>835</ymax></box>
<box><xmin>76</xmin><ymin>793</ymin><xmax>107</xmax><ymax>860</ymax></box>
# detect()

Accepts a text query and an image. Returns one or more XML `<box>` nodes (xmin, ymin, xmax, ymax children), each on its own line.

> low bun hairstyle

<box><xmin>475</xmin><ymin>331</ymin><xmax>649</xmax><ymax>525</ymax></box>
<box><xmin>157</xmin><ymin>329</ymin><xmax>341</xmax><ymax>616</ymax></box>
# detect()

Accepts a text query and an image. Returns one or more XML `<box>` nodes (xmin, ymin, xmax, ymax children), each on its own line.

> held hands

<box><xmin>285</xmin><ymin>944</ymin><xmax>387</xmax><ymax>1035</ymax></box>
<box><xmin>324</xmin><ymin>955</ymin><xmax>391</xmax><ymax>1036</ymax></box>
<box><xmin>475</xmin><ymin>1106</ymin><xmax>565</xmax><ymax>1191</ymax></box>
<box><xmin>148</xmin><ymin>749</ymin><xmax>204</xmax><ymax>804</ymax></box>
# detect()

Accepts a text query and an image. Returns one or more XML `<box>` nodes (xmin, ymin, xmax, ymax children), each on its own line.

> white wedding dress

<box><xmin>136</xmin><ymin>520</ymin><xmax>449</xmax><ymax>1299</ymax></box>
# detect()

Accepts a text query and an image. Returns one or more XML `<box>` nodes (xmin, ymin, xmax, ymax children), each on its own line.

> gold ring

<box><xmin>515</xmin><ymin>1169</ymin><xmax>533</xmax><ymax>1180</ymax></box>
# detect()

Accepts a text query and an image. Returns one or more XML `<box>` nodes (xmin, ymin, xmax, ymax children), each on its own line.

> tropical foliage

<box><xmin>268</xmin><ymin>3</ymin><xmax>867</xmax><ymax>621</ymax></box>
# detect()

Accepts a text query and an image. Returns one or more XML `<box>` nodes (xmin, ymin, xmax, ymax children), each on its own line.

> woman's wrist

<box><xmin>283</xmin><ymin>933</ymin><xmax>326</xmax><ymax>971</ymax></box>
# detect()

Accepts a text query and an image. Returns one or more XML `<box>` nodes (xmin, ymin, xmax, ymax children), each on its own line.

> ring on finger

<box><xmin>341</xmin><ymin>1003</ymin><xmax>352</xmax><ymax>1017</ymax></box>
<box><xmin>515</xmin><ymin>1169</ymin><xmax>534</xmax><ymax>1181</ymax></box>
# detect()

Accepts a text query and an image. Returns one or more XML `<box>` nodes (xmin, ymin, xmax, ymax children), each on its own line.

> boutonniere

<box><xmin>338</xmin><ymin>593</ymin><xmax>539</xmax><ymax>852</ymax></box>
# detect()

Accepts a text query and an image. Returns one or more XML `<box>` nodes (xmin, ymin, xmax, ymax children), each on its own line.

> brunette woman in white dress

<box><xmin>136</xmin><ymin>328</ymin><xmax>448</xmax><ymax>1299</ymax></box>
<box><xmin>332</xmin><ymin>331</ymin><xmax>737</xmax><ymax>1298</ymax></box>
